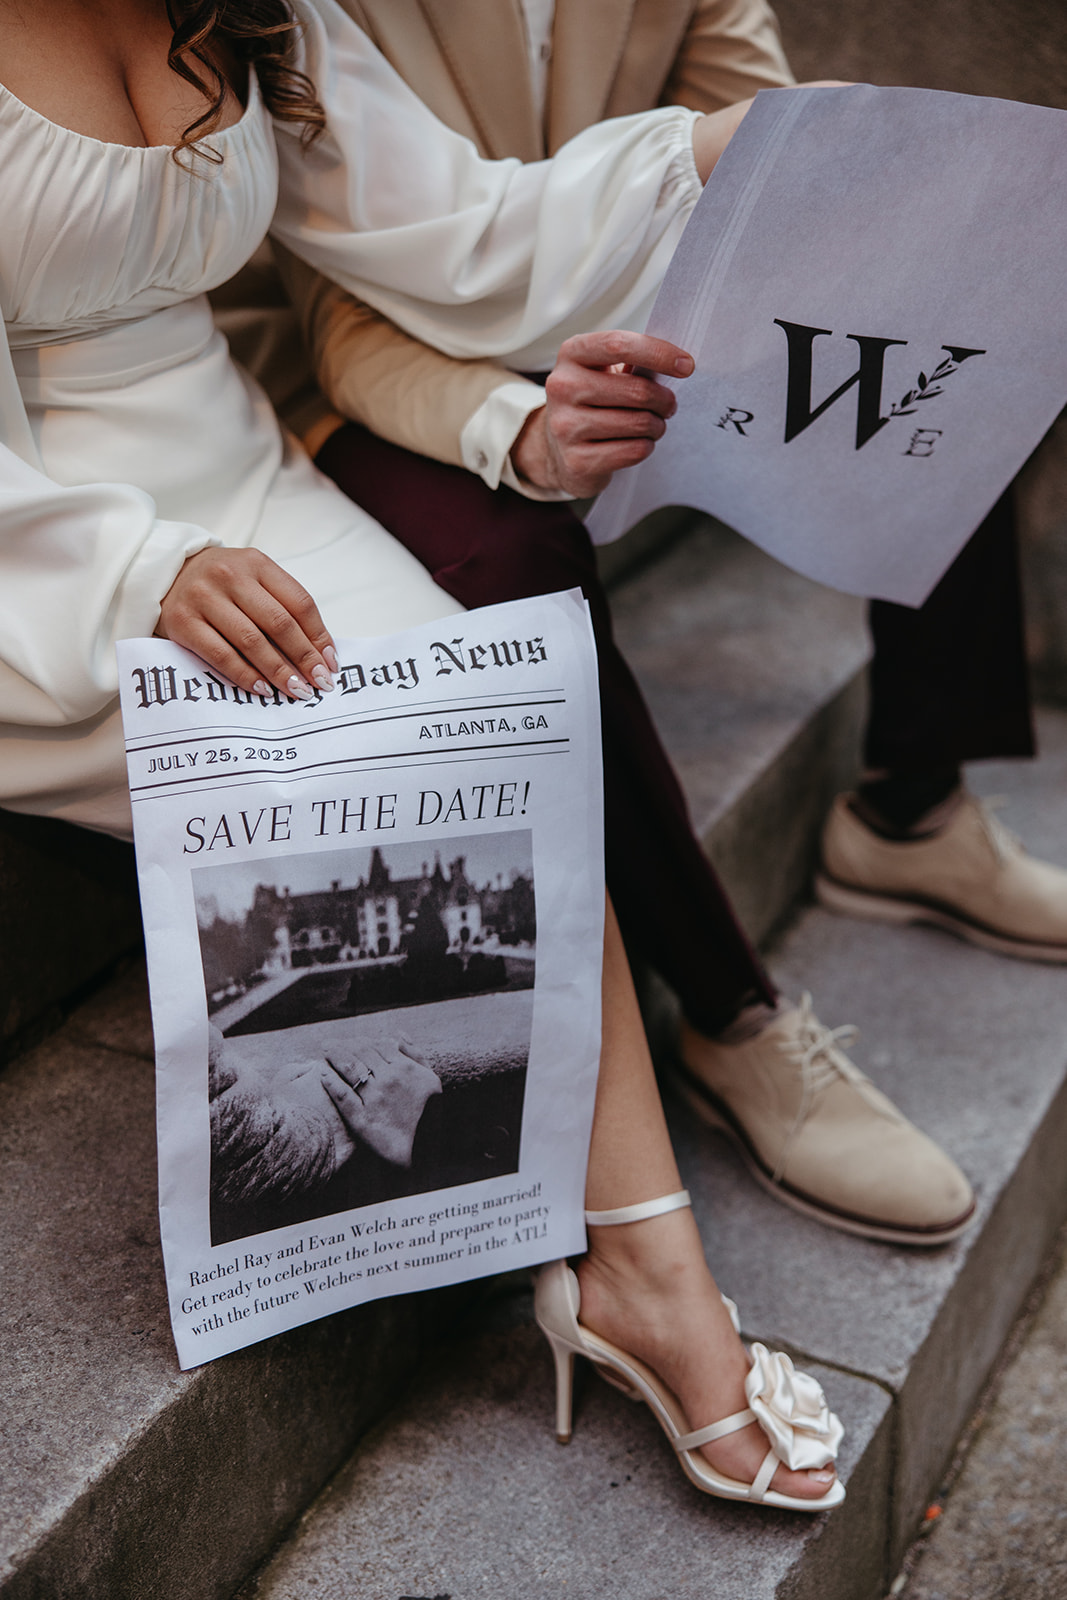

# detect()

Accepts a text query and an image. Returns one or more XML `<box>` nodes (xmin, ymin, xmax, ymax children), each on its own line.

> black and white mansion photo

<box><xmin>193</xmin><ymin>837</ymin><xmax>537</xmax><ymax>1245</ymax></box>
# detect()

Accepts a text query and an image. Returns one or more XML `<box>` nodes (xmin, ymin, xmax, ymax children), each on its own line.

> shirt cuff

<box><xmin>460</xmin><ymin>381</ymin><xmax>574</xmax><ymax>503</ymax></box>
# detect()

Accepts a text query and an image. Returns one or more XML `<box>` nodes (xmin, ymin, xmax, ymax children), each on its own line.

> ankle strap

<box><xmin>584</xmin><ymin>1190</ymin><xmax>691</xmax><ymax>1227</ymax></box>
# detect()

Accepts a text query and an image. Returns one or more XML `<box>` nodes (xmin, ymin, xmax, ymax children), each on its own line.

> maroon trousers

<box><xmin>316</xmin><ymin>421</ymin><xmax>1036</xmax><ymax>1030</ymax></box>
<box><xmin>316</xmin><ymin>422</ymin><xmax>776</xmax><ymax>1036</ymax></box>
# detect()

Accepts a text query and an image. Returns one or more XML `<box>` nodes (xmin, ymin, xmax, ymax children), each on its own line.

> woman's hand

<box><xmin>692</xmin><ymin>97</ymin><xmax>756</xmax><ymax>182</ymax></box>
<box><xmin>510</xmin><ymin>330</ymin><xmax>694</xmax><ymax>498</ymax></box>
<box><xmin>691</xmin><ymin>81</ymin><xmax>853</xmax><ymax>183</ymax></box>
<box><xmin>156</xmin><ymin>547</ymin><xmax>338</xmax><ymax>700</ymax></box>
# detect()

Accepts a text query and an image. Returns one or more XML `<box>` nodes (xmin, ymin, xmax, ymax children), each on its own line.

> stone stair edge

<box><xmin>10</xmin><ymin>746</ymin><xmax>1067</xmax><ymax>1598</ymax></box>
<box><xmin>231</xmin><ymin>720</ymin><xmax>1067</xmax><ymax>1600</ymax></box>
<box><xmin>705</xmin><ymin>670</ymin><xmax>867</xmax><ymax>947</ymax></box>
<box><xmin>1</xmin><ymin>511</ymin><xmax>874</xmax><ymax>1600</ymax></box>
<box><xmin>230</xmin><ymin>1328</ymin><xmax>895</xmax><ymax>1600</ymax></box>
<box><xmin>884</xmin><ymin>1061</ymin><xmax>1067</xmax><ymax>1567</ymax></box>
<box><xmin>607</xmin><ymin>514</ymin><xmax>870</xmax><ymax>945</ymax></box>
<box><xmin>3</xmin><ymin>1286</ymin><xmax>474</xmax><ymax>1600</ymax></box>
<box><xmin>0</xmin><ymin>1001</ymin><xmax>490</xmax><ymax>1600</ymax></box>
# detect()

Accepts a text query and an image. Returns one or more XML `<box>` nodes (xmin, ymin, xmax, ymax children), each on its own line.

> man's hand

<box><xmin>511</xmin><ymin>330</ymin><xmax>695</xmax><ymax>498</ymax></box>
<box><xmin>157</xmin><ymin>547</ymin><xmax>339</xmax><ymax>701</ymax></box>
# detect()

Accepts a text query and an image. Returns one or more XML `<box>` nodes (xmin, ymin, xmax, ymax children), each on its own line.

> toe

<box><xmin>771</xmin><ymin>1462</ymin><xmax>837</xmax><ymax>1499</ymax></box>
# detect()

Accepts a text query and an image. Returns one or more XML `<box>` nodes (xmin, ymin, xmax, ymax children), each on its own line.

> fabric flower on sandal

<box><xmin>745</xmin><ymin>1343</ymin><xmax>845</xmax><ymax>1470</ymax></box>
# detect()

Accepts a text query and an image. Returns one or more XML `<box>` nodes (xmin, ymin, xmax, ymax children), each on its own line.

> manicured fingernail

<box><xmin>253</xmin><ymin>679</ymin><xmax>271</xmax><ymax>697</ymax></box>
<box><xmin>311</xmin><ymin>664</ymin><xmax>335</xmax><ymax>692</ymax></box>
<box><xmin>811</xmin><ymin>1470</ymin><xmax>835</xmax><ymax>1483</ymax></box>
<box><xmin>323</xmin><ymin>645</ymin><xmax>339</xmax><ymax>673</ymax></box>
<box><xmin>286</xmin><ymin>675</ymin><xmax>315</xmax><ymax>701</ymax></box>
<box><xmin>674</xmin><ymin>356</ymin><xmax>694</xmax><ymax>376</ymax></box>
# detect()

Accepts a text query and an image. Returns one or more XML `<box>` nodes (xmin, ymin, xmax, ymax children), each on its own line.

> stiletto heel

<box><xmin>534</xmin><ymin>1190</ymin><xmax>846</xmax><ymax>1513</ymax></box>
<box><xmin>547</xmin><ymin>1334</ymin><xmax>576</xmax><ymax>1443</ymax></box>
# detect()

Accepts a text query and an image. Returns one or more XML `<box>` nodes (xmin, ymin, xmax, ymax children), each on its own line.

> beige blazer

<box><xmin>337</xmin><ymin>0</ymin><xmax>793</xmax><ymax>159</ymax></box>
<box><xmin>246</xmin><ymin>0</ymin><xmax>794</xmax><ymax>466</ymax></box>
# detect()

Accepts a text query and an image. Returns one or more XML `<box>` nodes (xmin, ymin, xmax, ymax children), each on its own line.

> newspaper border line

<box><xmin>129</xmin><ymin>740</ymin><xmax>570</xmax><ymax>798</ymax></box>
<box><xmin>124</xmin><ymin>691</ymin><xmax>569</xmax><ymax>748</ymax></box>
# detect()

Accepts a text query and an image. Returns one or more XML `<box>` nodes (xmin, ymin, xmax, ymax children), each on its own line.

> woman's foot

<box><xmin>575</xmin><ymin>1207</ymin><xmax>837</xmax><ymax>1501</ymax></box>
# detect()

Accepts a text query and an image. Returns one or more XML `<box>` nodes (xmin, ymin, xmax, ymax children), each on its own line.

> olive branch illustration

<box><xmin>887</xmin><ymin>347</ymin><xmax>984</xmax><ymax>419</ymax></box>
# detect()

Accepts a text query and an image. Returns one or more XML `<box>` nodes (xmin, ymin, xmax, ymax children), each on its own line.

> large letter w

<box><xmin>774</xmin><ymin>321</ymin><xmax>908</xmax><ymax>450</ymax></box>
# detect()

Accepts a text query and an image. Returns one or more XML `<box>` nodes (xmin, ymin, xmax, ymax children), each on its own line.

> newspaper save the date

<box><xmin>117</xmin><ymin>591</ymin><xmax>603</xmax><ymax>1370</ymax></box>
<box><xmin>588</xmin><ymin>85</ymin><xmax>1067</xmax><ymax>606</ymax></box>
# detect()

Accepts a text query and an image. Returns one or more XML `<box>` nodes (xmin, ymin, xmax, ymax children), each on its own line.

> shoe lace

<box><xmin>772</xmin><ymin>993</ymin><xmax>877</xmax><ymax>1182</ymax></box>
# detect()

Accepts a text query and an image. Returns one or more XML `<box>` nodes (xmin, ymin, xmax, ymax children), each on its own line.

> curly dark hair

<box><xmin>165</xmin><ymin>0</ymin><xmax>326</xmax><ymax>161</ymax></box>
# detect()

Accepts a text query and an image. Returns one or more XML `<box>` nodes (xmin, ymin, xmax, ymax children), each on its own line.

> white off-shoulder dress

<box><xmin>0</xmin><ymin>0</ymin><xmax>702</xmax><ymax>839</ymax></box>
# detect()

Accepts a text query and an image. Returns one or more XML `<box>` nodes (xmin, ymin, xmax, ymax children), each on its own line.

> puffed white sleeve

<box><xmin>270</xmin><ymin>0</ymin><xmax>702</xmax><ymax>373</ymax></box>
<box><xmin>0</xmin><ymin>336</ymin><xmax>220</xmax><ymax>729</ymax></box>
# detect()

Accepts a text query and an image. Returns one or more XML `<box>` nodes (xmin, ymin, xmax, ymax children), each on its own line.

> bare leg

<box><xmin>577</xmin><ymin>897</ymin><xmax>836</xmax><ymax>1500</ymax></box>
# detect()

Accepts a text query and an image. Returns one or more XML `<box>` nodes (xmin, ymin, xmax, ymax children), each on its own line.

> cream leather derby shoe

<box><xmin>817</xmin><ymin>793</ymin><xmax>1067</xmax><ymax>963</ymax></box>
<box><xmin>672</xmin><ymin>997</ymin><xmax>975</xmax><ymax>1245</ymax></box>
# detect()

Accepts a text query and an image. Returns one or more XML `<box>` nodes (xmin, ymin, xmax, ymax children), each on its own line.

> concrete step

<box><xmin>897</xmin><ymin>1222</ymin><xmax>1067</xmax><ymax>1597</ymax></box>
<box><xmin>230</xmin><ymin>709</ymin><xmax>1067</xmax><ymax>1600</ymax></box>
<box><xmin>0</xmin><ymin>962</ymin><xmax>473</xmax><ymax>1600</ymax></box>
<box><xmin>609</xmin><ymin>517</ymin><xmax>869</xmax><ymax>945</ymax></box>
<box><xmin>0</xmin><ymin>515</ymin><xmax>872</xmax><ymax>1600</ymax></box>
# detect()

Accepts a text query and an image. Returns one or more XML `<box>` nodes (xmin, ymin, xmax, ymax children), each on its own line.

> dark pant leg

<box><xmin>865</xmin><ymin>488</ymin><xmax>1035</xmax><ymax>771</ymax></box>
<box><xmin>315</xmin><ymin>422</ymin><xmax>776</xmax><ymax>1034</ymax></box>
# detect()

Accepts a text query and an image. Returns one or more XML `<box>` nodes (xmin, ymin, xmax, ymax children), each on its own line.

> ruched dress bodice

<box><xmin>2</xmin><ymin>74</ymin><xmax>276</xmax><ymax>345</ymax></box>
<box><xmin>1</xmin><ymin>74</ymin><xmax>356</xmax><ymax>560</ymax></box>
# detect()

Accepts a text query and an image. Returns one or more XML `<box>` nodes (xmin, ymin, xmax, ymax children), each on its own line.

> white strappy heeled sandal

<box><xmin>534</xmin><ymin>1191</ymin><xmax>846</xmax><ymax>1513</ymax></box>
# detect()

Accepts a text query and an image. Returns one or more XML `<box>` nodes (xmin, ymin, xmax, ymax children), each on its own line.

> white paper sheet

<box><xmin>117</xmin><ymin>592</ymin><xmax>603</xmax><ymax>1369</ymax></box>
<box><xmin>588</xmin><ymin>85</ymin><xmax>1067</xmax><ymax>605</ymax></box>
